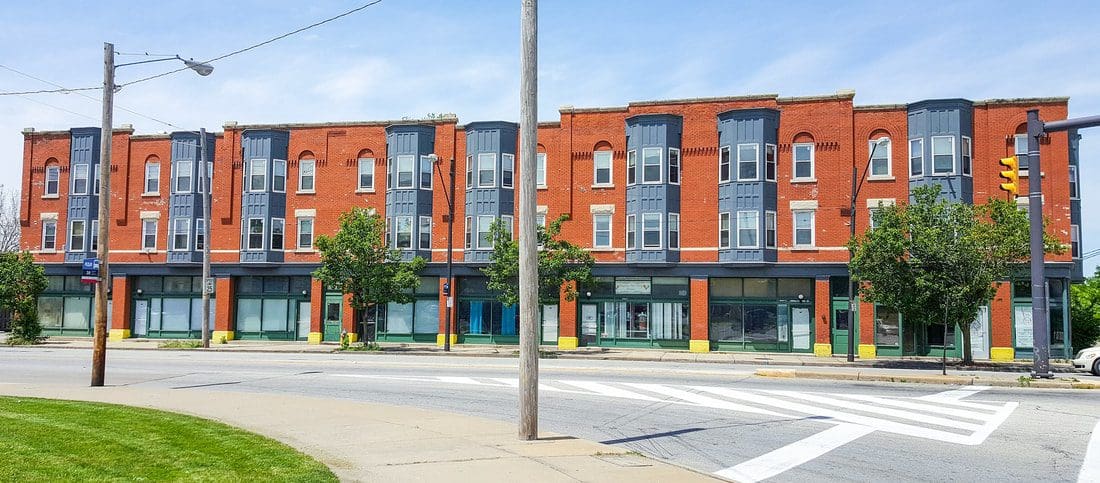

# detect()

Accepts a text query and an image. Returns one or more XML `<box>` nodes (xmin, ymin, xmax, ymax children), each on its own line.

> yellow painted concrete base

<box><xmin>557</xmin><ymin>336</ymin><xmax>579</xmax><ymax>351</ymax></box>
<box><xmin>858</xmin><ymin>344</ymin><xmax>877</xmax><ymax>359</ymax></box>
<box><xmin>436</xmin><ymin>333</ymin><xmax>458</xmax><ymax>347</ymax></box>
<box><xmin>345</xmin><ymin>332</ymin><xmax>359</xmax><ymax>343</ymax></box>
<box><xmin>814</xmin><ymin>343</ymin><xmax>833</xmax><ymax>357</ymax></box>
<box><xmin>990</xmin><ymin>347</ymin><xmax>1015</xmax><ymax>361</ymax></box>
<box><xmin>689</xmin><ymin>340</ymin><xmax>711</xmax><ymax>353</ymax></box>
<box><xmin>307</xmin><ymin>332</ymin><xmax>323</xmax><ymax>345</ymax></box>
<box><xmin>212</xmin><ymin>330</ymin><xmax>234</xmax><ymax>342</ymax></box>
<box><xmin>108</xmin><ymin>329</ymin><xmax>130</xmax><ymax>341</ymax></box>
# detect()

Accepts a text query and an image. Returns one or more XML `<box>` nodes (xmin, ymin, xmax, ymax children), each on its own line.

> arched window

<box><xmin>144</xmin><ymin>156</ymin><xmax>160</xmax><ymax>194</ymax></box>
<box><xmin>298</xmin><ymin>151</ymin><xmax>316</xmax><ymax>193</ymax></box>
<box><xmin>791</xmin><ymin>132</ymin><xmax>815</xmax><ymax>181</ymax></box>
<box><xmin>43</xmin><ymin>158</ymin><xmax>60</xmax><ymax>196</ymax></box>
<box><xmin>593</xmin><ymin>141</ymin><xmax>613</xmax><ymax>186</ymax></box>
<box><xmin>867</xmin><ymin>130</ymin><xmax>892</xmax><ymax>178</ymax></box>
<box><xmin>357</xmin><ymin>149</ymin><xmax>375</xmax><ymax>191</ymax></box>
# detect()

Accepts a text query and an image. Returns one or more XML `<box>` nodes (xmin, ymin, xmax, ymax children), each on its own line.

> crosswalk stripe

<box><xmin>623</xmin><ymin>383</ymin><xmax>790</xmax><ymax>418</ymax></box>
<box><xmin>715</xmin><ymin>423</ymin><xmax>876</xmax><ymax>483</ymax></box>
<box><xmin>438</xmin><ymin>376</ymin><xmax>485</xmax><ymax>385</ymax></box>
<box><xmin>836</xmin><ymin>393</ymin><xmax>995</xmax><ymax>421</ymax></box>
<box><xmin>764</xmin><ymin>390</ymin><xmax>984</xmax><ymax>431</ymax></box>
<box><xmin>1078</xmin><ymin>419</ymin><xmax>1100</xmax><ymax>483</ymax></box>
<box><xmin>557</xmin><ymin>380</ymin><xmax>663</xmax><ymax>402</ymax></box>
<box><xmin>487</xmin><ymin>377</ymin><xmax>570</xmax><ymax>393</ymax></box>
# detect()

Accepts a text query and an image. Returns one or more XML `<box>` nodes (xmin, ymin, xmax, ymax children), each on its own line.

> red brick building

<box><xmin>18</xmin><ymin>91</ymin><xmax>1084</xmax><ymax>360</ymax></box>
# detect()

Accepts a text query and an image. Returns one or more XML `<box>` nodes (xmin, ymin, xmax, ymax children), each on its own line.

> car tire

<box><xmin>1093</xmin><ymin>359</ymin><xmax>1100</xmax><ymax>377</ymax></box>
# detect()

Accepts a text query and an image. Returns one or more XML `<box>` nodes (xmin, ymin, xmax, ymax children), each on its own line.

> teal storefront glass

<box><xmin>577</xmin><ymin>276</ymin><xmax>690</xmax><ymax>349</ymax></box>
<box><xmin>708</xmin><ymin>277</ymin><xmax>814</xmax><ymax>353</ymax></box>
<box><xmin>38</xmin><ymin>276</ymin><xmax>99</xmax><ymax>336</ymax></box>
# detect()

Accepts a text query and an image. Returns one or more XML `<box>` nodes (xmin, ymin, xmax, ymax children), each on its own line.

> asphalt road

<box><xmin>1</xmin><ymin>348</ymin><xmax>1097</xmax><ymax>482</ymax></box>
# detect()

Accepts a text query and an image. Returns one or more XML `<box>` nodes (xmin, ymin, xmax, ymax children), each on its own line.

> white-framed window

<box><xmin>174</xmin><ymin>160</ymin><xmax>192</xmax><ymax>193</ymax></box>
<box><xmin>765</xmin><ymin>144</ymin><xmax>777</xmax><ymax>182</ymax></box>
<box><xmin>395</xmin><ymin>216</ymin><xmax>413</xmax><ymax>249</ymax></box>
<box><xmin>792</xmin><ymin>143</ymin><xmax>814</xmax><ymax>181</ymax></box>
<box><xmin>626</xmin><ymin>150</ymin><xmax>637</xmax><ymax>186</ymax></box>
<box><xmin>869</xmin><ymin>208</ymin><xmax>882</xmax><ymax>230</ymax></box>
<box><xmin>142</xmin><ymin>219</ymin><xmax>157</xmax><ymax>251</ymax></box>
<box><xmin>626</xmin><ymin>214</ymin><xmax>636</xmax><ymax>250</ymax></box>
<box><xmin>478</xmin><ymin>153</ymin><xmax>497</xmax><ymax>188</ymax></box>
<box><xmin>501</xmin><ymin>153</ymin><xmax>514</xmax><ymax>189</ymax></box>
<box><xmin>357</xmin><ymin>157</ymin><xmax>374</xmax><ymax>191</ymax></box>
<box><xmin>870</xmin><ymin>139</ymin><xmax>891</xmax><ymax>177</ymax></box>
<box><xmin>738</xmin><ymin>144</ymin><xmax>760</xmax><ymax>181</ymax></box>
<box><xmin>42</xmin><ymin>220</ymin><xmax>57</xmax><ymax>250</ymax></box>
<box><xmin>592</xmin><ymin>213</ymin><xmax>612</xmax><ymax>248</ymax></box>
<box><xmin>642</xmin><ymin>212</ymin><xmax>661</xmax><ymax>249</ymax></box>
<box><xmin>931</xmin><ymin>136</ymin><xmax>955</xmax><ymax>175</ymax></box>
<box><xmin>248</xmin><ymin>159</ymin><xmax>266</xmax><ymax>192</ymax></box>
<box><xmin>396</xmin><ymin>155</ymin><xmax>415</xmax><ymax>189</ymax></box>
<box><xmin>719</xmin><ymin>212</ymin><xmax>731</xmax><ymax>249</ymax></box>
<box><xmin>195</xmin><ymin>218</ymin><xmax>206</xmax><ymax>251</ymax></box>
<box><xmin>477</xmin><ymin>215</ymin><xmax>494</xmax><ymax>249</ymax></box>
<box><xmin>198</xmin><ymin>161</ymin><xmax>212</xmax><ymax>194</ymax></box>
<box><xmin>69</xmin><ymin>219</ymin><xmax>85</xmax><ymax>252</ymax></box>
<box><xmin>536</xmin><ymin>213</ymin><xmax>547</xmax><ymax>227</ymax></box>
<box><xmin>793</xmin><ymin>210</ymin><xmax>815</xmax><ymax>247</ymax></box>
<box><xmin>270</xmin><ymin>218</ymin><xmax>285</xmax><ymax>251</ymax></box>
<box><xmin>72</xmin><ymin>163</ymin><xmax>88</xmax><ymax>195</ymax></box>
<box><xmin>247</xmin><ymin>218</ymin><xmax>264</xmax><ymax>250</ymax></box>
<box><xmin>594</xmin><ymin>150</ymin><xmax>613</xmax><ymax>186</ymax></box>
<box><xmin>297</xmin><ymin>217</ymin><xmax>313</xmax><ymax>249</ymax></box>
<box><xmin>464</xmin><ymin>216</ymin><xmax>473</xmax><ymax>249</ymax></box>
<box><xmin>668</xmin><ymin>213</ymin><xmax>680</xmax><ymax>249</ymax></box>
<box><xmin>272</xmin><ymin>159</ymin><xmax>286</xmax><ymax>193</ymax></box>
<box><xmin>536</xmin><ymin>153</ymin><xmax>547</xmax><ymax>188</ymax></box>
<box><xmin>642</xmin><ymin>147</ymin><xmax>662</xmax><ymax>184</ymax></box>
<box><xmin>668</xmin><ymin>148</ymin><xmax>681</xmax><ymax>185</ymax></box>
<box><xmin>420</xmin><ymin>155</ymin><xmax>434</xmax><ymax>190</ymax></box>
<box><xmin>501</xmin><ymin>215</ymin><xmax>514</xmax><ymax>240</ymax></box>
<box><xmin>737</xmin><ymin>211</ymin><xmax>758</xmax><ymax>248</ymax></box>
<box><xmin>465</xmin><ymin>155</ymin><xmax>474</xmax><ymax>190</ymax></box>
<box><xmin>719</xmin><ymin>145</ymin><xmax>731</xmax><ymax>183</ymax></box>
<box><xmin>143</xmin><ymin>163</ymin><xmax>158</xmax><ymax>194</ymax></box>
<box><xmin>90</xmin><ymin>220</ymin><xmax>99</xmax><ymax>252</ymax></box>
<box><xmin>1071</xmin><ymin>224</ymin><xmax>1081</xmax><ymax>258</ymax></box>
<box><xmin>385</xmin><ymin>217</ymin><xmax>392</xmax><ymax>247</ymax></box>
<box><xmin>909</xmin><ymin>139</ymin><xmax>924</xmax><ymax>178</ymax></box>
<box><xmin>419</xmin><ymin>216</ymin><xmax>432</xmax><ymax>250</ymax></box>
<box><xmin>961</xmin><ymin>136</ymin><xmax>972</xmax><ymax>176</ymax></box>
<box><xmin>1015</xmin><ymin>133</ymin><xmax>1030</xmax><ymax>173</ymax></box>
<box><xmin>299</xmin><ymin>159</ymin><xmax>315</xmax><ymax>192</ymax></box>
<box><xmin>171</xmin><ymin>218</ymin><xmax>190</xmax><ymax>251</ymax></box>
<box><xmin>1069</xmin><ymin>165</ymin><xmax>1079</xmax><ymax>199</ymax></box>
<box><xmin>93</xmin><ymin>164</ymin><xmax>101</xmax><ymax>195</ymax></box>
<box><xmin>765</xmin><ymin>211</ymin><xmax>777</xmax><ymax>248</ymax></box>
<box><xmin>44</xmin><ymin>165</ymin><xmax>60</xmax><ymax>196</ymax></box>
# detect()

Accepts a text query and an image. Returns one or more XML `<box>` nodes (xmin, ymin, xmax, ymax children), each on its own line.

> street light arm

<box><xmin>115</xmin><ymin>55</ymin><xmax>213</xmax><ymax>76</ymax></box>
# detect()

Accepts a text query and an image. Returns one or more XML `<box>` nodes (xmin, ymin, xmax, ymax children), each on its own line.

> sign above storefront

<box><xmin>615</xmin><ymin>278</ymin><xmax>651</xmax><ymax>295</ymax></box>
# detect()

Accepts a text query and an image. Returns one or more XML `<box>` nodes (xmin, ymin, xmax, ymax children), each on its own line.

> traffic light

<box><xmin>999</xmin><ymin>156</ymin><xmax>1019</xmax><ymax>197</ymax></box>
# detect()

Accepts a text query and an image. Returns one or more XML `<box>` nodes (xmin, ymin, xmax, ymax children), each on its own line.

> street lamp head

<box><xmin>428</xmin><ymin>153</ymin><xmax>439</xmax><ymax>165</ymax></box>
<box><xmin>873</xmin><ymin>137</ymin><xmax>889</xmax><ymax>147</ymax></box>
<box><xmin>180</xmin><ymin>57</ymin><xmax>214</xmax><ymax>76</ymax></box>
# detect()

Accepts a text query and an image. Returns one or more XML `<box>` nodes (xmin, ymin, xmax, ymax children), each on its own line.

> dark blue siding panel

<box><xmin>462</xmin><ymin>122</ymin><xmax>518</xmax><ymax>262</ymax></box>
<box><xmin>716</xmin><ymin>109</ymin><xmax>779</xmax><ymax>263</ymax></box>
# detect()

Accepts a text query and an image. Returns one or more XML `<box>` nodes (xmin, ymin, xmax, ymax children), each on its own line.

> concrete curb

<box><xmin>754</xmin><ymin>368</ymin><xmax>1100</xmax><ymax>389</ymax></box>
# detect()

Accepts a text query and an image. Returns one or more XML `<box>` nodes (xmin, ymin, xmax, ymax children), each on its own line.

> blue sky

<box><xmin>1</xmin><ymin>0</ymin><xmax>1097</xmax><ymax>273</ymax></box>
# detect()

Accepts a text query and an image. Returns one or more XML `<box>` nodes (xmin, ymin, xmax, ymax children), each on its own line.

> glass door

<box><xmin>133</xmin><ymin>299</ymin><xmax>148</xmax><ymax>337</ymax></box>
<box><xmin>540</xmin><ymin>305</ymin><xmax>558</xmax><ymax>344</ymax></box>
<box><xmin>831</xmin><ymin>302</ymin><xmax>856</xmax><ymax>356</ymax></box>
<box><xmin>791</xmin><ymin>306</ymin><xmax>811</xmax><ymax>352</ymax></box>
<box><xmin>323</xmin><ymin>295</ymin><xmax>343</xmax><ymax>342</ymax></box>
<box><xmin>297</xmin><ymin>301</ymin><xmax>311</xmax><ymax>340</ymax></box>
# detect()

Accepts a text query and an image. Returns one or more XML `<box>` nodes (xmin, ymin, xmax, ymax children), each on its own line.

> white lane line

<box><xmin>438</xmin><ymin>376</ymin><xmax>485</xmax><ymax>385</ymax></box>
<box><xmin>715</xmin><ymin>423</ymin><xmax>875</xmax><ymax>483</ymax></box>
<box><xmin>765</xmin><ymin>390</ymin><xmax>983</xmax><ymax>431</ymax></box>
<box><xmin>1080</xmin><ymin>420</ymin><xmax>1100</xmax><ymax>483</ymax></box>
<box><xmin>487</xmin><ymin>377</ymin><xmax>571</xmax><ymax>393</ymax></box>
<box><xmin>836</xmin><ymin>393</ymin><xmax>994</xmax><ymax>421</ymax></box>
<box><xmin>923</xmin><ymin>386</ymin><xmax>992</xmax><ymax>400</ymax></box>
<box><xmin>557</xmin><ymin>380</ymin><xmax>663</xmax><ymax>402</ymax></box>
<box><xmin>624</xmin><ymin>383</ymin><xmax>791</xmax><ymax>418</ymax></box>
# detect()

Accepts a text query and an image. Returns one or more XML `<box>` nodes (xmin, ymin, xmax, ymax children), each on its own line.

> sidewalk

<box><xmin>0</xmin><ymin>383</ymin><xmax>716</xmax><ymax>483</ymax></box>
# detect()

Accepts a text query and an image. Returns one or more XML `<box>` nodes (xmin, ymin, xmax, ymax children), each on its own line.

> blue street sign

<box><xmin>81</xmin><ymin>258</ymin><xmax>100</xmax><ymax>284</ymax></box>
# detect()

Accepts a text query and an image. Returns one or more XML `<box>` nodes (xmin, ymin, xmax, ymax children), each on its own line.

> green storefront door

<box><xmin>831</xmin><ymin>301</ymin><xmax>858</xmax><ymax>356</ymax></box>
<box><xmin>323</xmin><ymin>295</ymin><xmax>343</xmax><ymax>342</ymax></box>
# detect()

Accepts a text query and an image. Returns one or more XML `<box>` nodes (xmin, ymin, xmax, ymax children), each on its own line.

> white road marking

<box><xmin>715</xmin><ymin>423</ymin><xmax>875</xmax><ymax>483</ymax></box>
<box><xmin>836</xmin><ymin>393</ymin><xmax>994</xmax><ymax>421</ymax></box>
<box><xmin>486</xmin><ymin>377</ymin><xmax>571</xmax><ymax>393</ymax></box>
<box><xmin>766</xmin><ymin>390</ymin><xmax>984</xmax><ymax>431</ymax></box>
<box><xmin>438</xmin><ymin>376</ymin><xmax>484</xmax><ymax>385</ymax></box>
<box><xmin>557</xmin><ymin>380</ymin><xmax>663</xmax><ymax>402</ymax></box>
<box><xmin>624</xmin><ymin>383</ymin><xmax>791</xmax><ymax>418</ymax></box>
<box><xmin>1079</xmin><ymin>420</ymin><xmax>1100</xmax><ymax>483</ymax></box>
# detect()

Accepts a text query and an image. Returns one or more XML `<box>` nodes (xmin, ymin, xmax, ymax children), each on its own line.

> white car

<box><xmin>1073</xmin><ymin>347</ymin><xmax>1100</xmax><ymax>376</ymax></box>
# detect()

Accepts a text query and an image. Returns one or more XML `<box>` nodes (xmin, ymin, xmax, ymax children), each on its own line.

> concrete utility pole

<box><xmin>200</xmin><ymin>128</ymin><xmax>211</xmax><ymax>349</ymax></box>
<box><xmin>91</xmin><ymin>42</ymin><xmax>115</xmax><ymax>387</ymax></box>
<box><xmin>518</xmin><ymin>0</ymin><xmax>539</xmax><ymax>441</ymax></box>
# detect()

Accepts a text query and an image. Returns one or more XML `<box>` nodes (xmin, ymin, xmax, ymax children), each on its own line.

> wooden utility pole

<box><xmin>91</xmin><ymin>42</ymin><xmax>114</xmax><ymax>387</ymax></box>
<box><xmin>518</xmin><ymin>0</ymin><xmax>539</xmax><ymax>441</ymax></box>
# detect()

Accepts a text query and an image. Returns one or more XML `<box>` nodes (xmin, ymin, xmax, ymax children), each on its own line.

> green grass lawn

<box><xmin>0</xmin><ymin>396</ymin><xmax>337</xmax><ymax>482</ymax></box>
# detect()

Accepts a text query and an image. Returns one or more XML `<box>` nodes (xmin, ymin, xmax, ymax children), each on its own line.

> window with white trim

<box><xmin>737</xmin><ymin>211</ymin><xmax>758</xmax><ymax>248</ymax></box>
<box><xmin>272</xmin><ymin>159</ymin><xmax>286</xmax><ymax>192</ymax></box>
<box><xmin>299</xmin><ymin>159</ymin><xmax>315</xmax><ymax>192</ymax></box>
<box><xmin>93</xmin><ymin>164</ymin><xmax>100</xmax><ymax>195</ymax></box>
<box><xmin>536</xmin><ymin>213</ymin><xmax>547</xmax><ymax>227</ymax></box>
<box><xmin>396</xmin><ymin>155</ymin><xmax>415</xmax><ymax>189</ymax></box>
<box><xmin>195</xmin><ymin>218</ymin><xmax>206</xmax><ymax>251</ymax></box>
<box><xmin>642</xmin><ymin>147</ymin><xmax>662</xmax><ymax>184</ymax></box>
<box><xmin>385</xmin><ymin>217</ymin><xmax>392</xmax><ymax>247</ymax></box>
<box><xmin>69</xmin><ymin>220</ymin><xmax>85</xmax><ymax>252</ymax></box>
<box><xmin>395</xmin><ymin>216</ymin><xmax>413</xmax><ymax>249</ymax></box>
<box><xmin>594</xmin><ymin>150</ymin><xmax>612</xmax><ymax>186</ymax></box>
<box><xmin>419</xmin><ymin>216</ymin><xmax>432</xmax><ymax>250</ymax></box>
<box><xmin>793</xmin><ymin>210</ymin><xmax>815</xmax><ymax>247</ymax></box>
<box><xmin>719</xmin><ymin>212</ymin><xmax>731</xmax><ymax>249</ymax></box>
<box><xmin>536</xmin><ymin>153</ymin><xmax>547</xmax><ymax>188</ymax></box>
<box><xmin>90</xmin><ymin>220</ymin><xmax>99</xmax><ymax>252</ymax></box>
<box><xmin>465</xmin><ymin>155</ymin><xmax>474</xmax><ymax>190</ymax></box>
<box><xmin>142</xmin><ymin>219</ymin><xmax>157</xmax><ymax>251</ymax></box>
<box><xmin>501</xmin><ymin>215</ymin><xmax>514</xmax><ymax>240</ymax></box>
<box><xmin>592</xmin><ymin>213</ymin><xmax>611</xmax><ymax>248</ymax></box>
<box><xmin>501</xmin><ymin>153</ymin><xmax>514</xmax><ymax>189</ymax></box>
<box><xmin>247</xmin><ymin>218</ymin><xmax>264</xmax><ymax>250</ymax></box>
<box><xmin>719</xmin><ymin>146</ymin><xmax>731</xmax><ymax>183</ymax></box>
<box><xmin>792</xmin><ymin>143</ymin><xmax>814</xmax><ymax>180</ymax></box>
<box><xmin>626</xmin><ymin>214</ymin><xmax>636</xmax><ymax>249</ymax></box>
<box><xmin>626</xmin><ymin>150</ymin><xmax>637</xmax><ymax>185</ymax></box>
<box><xmin>142</xmin><ymin>163</ymin><xmax>158</xmax><ymax>194</ymax></box>
<box><xmin>1071</xmin><ymin>224</ymin><xmax>1080</xmax><ymax>258</ymax></box>
<box><xmin>668</xmin><ymin>213</ymin><xmax>679</xmax><ymax>249</ymax></box>
<box><xmin>478</xmin><ymin>153</ymin><xmax>496</xmax><ymax>188</ymax></box>
<box><xmin>1070</xmin><ymin>165</ymin><xmax>1079</xmax><ymax>199</ymax></box>
<box><xmin>668</xmin><ymin>148</ymin><xmax>680</xmax><ymax>185</ymax></box>
<box><xmin>931</xmin><ymin>136</ymin><xmax>954</xmax><ymax>175</ymax></box>
<box><xmin>1015</xmin><ymin>134</ymin><xmax>1029</xmax><ymax>172</ymax></box>
<box><xmin>45</xmin><ymin>165</ymin><xmax>60</xmax><ymax>196</ymax></box>
<box><xmin>174</xmin><ymin>160</ymin><xmax>192</xmax><ymax>193</ymax></box>
<box><xmin>420</xmin><ymin>155</ymin><xmax>434</xmax><ymax>190</ymax></box>
<box><xmin>297</xmin><ymin>217</ymin><xmax>313</xmax><ymax>249</ymax></box>
<box><xmin>42</xmin><ymin>220</ymin><xmax>57</xmax><ymax>250</ymax></box>
<box><xmin>765</xmin><ymin>211</ymin><xmax>776</xmax><ymax>248</ymax></box>
<box><xmin>870</xmin><ymin>139</ymin><xmax>891</xmax><ymax>177</ymax></box>
<box><xmin>765</xmin><ymin>144</ymin><xmax>777</xmax><ymax>181</ymax></box>
<box><xmin>477</xmin><ymin>215</ymin><xmax>494</xmax><ymax>249</ymax></box>
<box><xmin>869</xmin><ymin>208</ymin><xmax>882</xmax><ymax>230</ymax></box>
<box><xmin>464</xmin><ymin>216</ymin><xmax>473</xmax><ymax>249</ymax></box>
<box><xmin>199</xmin><ymin>161</ymin><xmax>212</xmax><ymax>193</ymax></box>
<box><xmin>357</xmin><ymin>158</ymin><xmax>374</xmax><ymax>190</ymax></box>
<box><xmin>248</xmin><ymin>159</ymin><xmax>266</xmax><ymax>192</ymax></box>
<box><xmin>72</xmin><ymin>163</ymin><xmax>88</xmax><ymax>195</ymax></box>
<box><xmin>961</xmin><ymin>136</ymin><xmax>972</xmax><ymax>176</ymax></box>
<box><xmin>270</xmin><ymin>218</ymin><xmax>285</xmax><ymax>251</ymax></box>
<box><xmin>172</xmin><ymin>218</ymin><xmax>190</xmax><ymax>251</ymax></box>
<box><xmin>642</xmin><ymin>213</ymin><xmax>661</xmax><ymax>249</ymax></box>
<box><xmin>909</xmin><ymin>139</ymin><xmax>924</xmax><ymax>177</ymax></box>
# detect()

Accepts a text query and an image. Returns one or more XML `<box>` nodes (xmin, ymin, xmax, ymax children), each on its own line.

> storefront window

<box><xmin>874</xmin><ymin>306</ymin><xmax>900</xmax><ymax>347</ymax></box>
<box><xmin>709</xmin><ymin>277</ymin><xmax>813</xmax><ymax>352</ymax></box>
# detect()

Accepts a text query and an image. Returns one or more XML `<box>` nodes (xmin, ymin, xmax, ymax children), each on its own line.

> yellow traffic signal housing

<box><xmin>999</xmin><ymin>156</ymin><xmax>1019</xmax><ymax>196</ymax></box>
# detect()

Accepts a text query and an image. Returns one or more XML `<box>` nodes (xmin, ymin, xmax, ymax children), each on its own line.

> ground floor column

<box><xmin>213</xmin><ymin>277</ymin><xmax>235</xmax><ymax>341</ymax></box>
<box><xmin>813</xmin><ymin>276</ymin><xmax>831</xmax><ymax>357</ymax></box>
<box><xmin>858</xmin><ymin>291</ymin><xmax>876</xmax><ymax>359</ymax></box>
<box><xmin>108</xmin><ymin>275</ymin><xmax>132</xmax><ymax>340</ymax></box>
<box><xmin>989</xmin><ymin>282</ymin><xmax>1014</xmax><ymax>361</ymax></box>
<box><xmin>689</xmin><ymin>277</ymin><xmax>710</xmax><ymax>353</ymax></box>
<box><xmin>557</xmin><ymin>281</ymin><xmax>578</xmax><ymax>350</ymax></box>
<box><xmin>437</xmin><ymin>276</ymin><xmax>458</xmax><ymax>347</ymax></box>
<box><xmin>307</xmin><ymin>278</ymin><xmax>323</xmax><ymax>344</ymax></box>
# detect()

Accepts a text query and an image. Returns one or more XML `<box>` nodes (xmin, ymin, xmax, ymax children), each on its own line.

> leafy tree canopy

<box><xmin>1</xmin><ymin>251</ymin><xmax>48</xmax><ymax>344</ymax></box>
<box><xmin>481</xmin><ymin>214</ymin><xmax>595</xmax><ymax>307</ymax></box>
<box><xmin>1071</xmin><ymin>268</ymin><xmax>1100</xmax><ymax>354</ymax></box>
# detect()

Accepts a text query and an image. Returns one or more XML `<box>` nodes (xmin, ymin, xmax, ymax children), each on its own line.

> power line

<box><xmin>11</xmin><ymin>93</ymin><xmax>99</xmax><ymax>122</ymax></box>
<box><xmin>0</xmin><ymin>86</ymin><xmax>99</xmax><ymax>96</ymax></box>
<box><xmin>118</xmin><ymin>0</ymin><xmax>383</xmax><ymax>88</ymax></box>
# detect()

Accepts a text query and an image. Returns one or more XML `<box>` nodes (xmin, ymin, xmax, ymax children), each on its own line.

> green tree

<box><xmin>1</xmin><ymin>251</ymin><xmax>48</xmax><ymax>345</ymax></box>
<box><xmin>1071</xmin><ymin>268</ymin><xmax>1100</xmax><ymax>354</ymax></box>
<box><xmin>849</xmin><ymin>185</ymin><xmax>1064</xmax><ymax>364</ymax></box>
<box><xmin>313</xmin><ymin>208</ymin><xmax>425</xmax><ymax>341</ymax></box>
<box><xmin>481</xmin><ymin>214</ymin><xmax>595</xmax><ymax>307</ymax></box>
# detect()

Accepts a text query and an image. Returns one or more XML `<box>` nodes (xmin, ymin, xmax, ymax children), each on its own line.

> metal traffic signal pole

<box><xmin>1027</xmin><ymin>110</ymin><xmax>1100</xmax><ymax>378</ymax></box>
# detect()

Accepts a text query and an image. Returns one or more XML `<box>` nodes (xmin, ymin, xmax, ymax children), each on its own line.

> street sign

<box><xmin>204</xmin><ymin>278</ymin><xmax>215</xmax><ymax>295</ymax></box>
<box><xmin>81</xmin><ymin>258</ymin><xmax>100</xmax><ymax>284</ymax></box>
